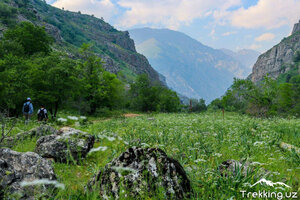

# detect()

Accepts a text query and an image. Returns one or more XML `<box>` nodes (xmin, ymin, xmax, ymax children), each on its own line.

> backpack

<box><xmin>38</xmin><ymin>109</ymin><xmax>45</xmax><ymax>119</ymax></box>
<box><xmin>24</xmin><ymin>103</ymin><xmax>30</xmax><ymax>113</ymax></box>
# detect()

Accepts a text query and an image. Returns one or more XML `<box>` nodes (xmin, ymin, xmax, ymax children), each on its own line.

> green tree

<box><xmin>79</xmin><ymin>44</ymin><xmax>123</xmax><ymax>114</ymax></box>
<box><xmin>0</xmin><ymin>54</ymin><xmax>30</xmax><ymax>116</ymax></box>
<box><xmin>4</xmin><ymin>22</ymin><xmax>53</xmax><ymax>56</ymax></box>
<box><xmin>129</xmin><ymin>74</ymin><xmax>181</xmax><ymax>112</ymax></box>
<box><xmin>28</xmin><ymin>53</ymin><xmax>79</xmax><ymax>118</ymax></box>
<box><xmin>190</xmin><ymin>98</ymin><xmax>207</xmax><ymax>112</ymax></box>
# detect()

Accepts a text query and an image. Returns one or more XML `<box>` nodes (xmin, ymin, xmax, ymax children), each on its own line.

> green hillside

<box><xmin>0</xmin><ymin>0</ymin><xmax>160</xmax><ymax>83</ymax></box>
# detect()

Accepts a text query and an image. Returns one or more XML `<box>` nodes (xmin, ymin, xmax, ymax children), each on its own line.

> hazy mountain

<box><xmin>129</xmin><ymin>28</ymin><xmax>247</xmax><ymax>102</ymax></box>
<box><xmin>220</xmin><ymin>49</ymin><xmax>260</xmax><ymax>77</ymax></box>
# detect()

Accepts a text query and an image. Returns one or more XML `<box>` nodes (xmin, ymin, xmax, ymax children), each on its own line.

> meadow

<box><xmin>8</xmin><ymin>112</ymin><xmax>300</xmax><ymax>199</ymax></box>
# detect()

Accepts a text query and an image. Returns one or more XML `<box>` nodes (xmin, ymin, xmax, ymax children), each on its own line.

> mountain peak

<box><xmin>292</xmin><ymin>20</ymin><xmax>300</xmax><ymax>35</ymax></box>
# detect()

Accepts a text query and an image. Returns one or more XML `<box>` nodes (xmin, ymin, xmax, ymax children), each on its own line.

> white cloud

<box><xmin>116</xmin><ymin>0</ymin><xmax>242</xmax><ymax>29</ymax></box>
<box><xmin>255</xmin><ymin>33</ymin><xmax>275</xmax><ymax>41</ymax></box>
<box><xmin>222</xmin><ymin>31</ymin><xmax>237</xmax><ymax>36</ymax></box>
<box><xmin>52</xmin><ymin>0</ymin><xmax>117</xmax><ymax>20</ymax></box>
<box><xmin>217</xmin><ymin>0</ymin><xmax>300</xmax><ymax>29</ymax></box>
<box><xmin>249</xmin><ymin>44</ymin><xmax>262</xmax><ymax>50</ymax></box>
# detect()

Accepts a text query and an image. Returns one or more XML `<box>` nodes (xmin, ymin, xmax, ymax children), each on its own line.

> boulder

<box><xmin>1</xmin><ymin>125</ymin><xmax>58</xmax><ymax>148</ymax></box>
<box><xmin>87</xmin><ymin>147</ymin><xmax>191</xmax><ymax>199</ymax></box>
<box><xmin>35</xmin><ymin>127</ymin><xmax>95</xmax><ymax>163</ymax></box>
<box><xmin>0</xmin><ymin>148</ymin><xmax>57</xmax><ymax>200</ymax></box>
<box><xmin>16</xmin><ymin>125</ymin><xmax>58</xmax><ymax>140</ymax></box>
<box><xmin>218</xmin><ymin>159</ymin><xmax>270</xmax><ymax>177</ymax></box>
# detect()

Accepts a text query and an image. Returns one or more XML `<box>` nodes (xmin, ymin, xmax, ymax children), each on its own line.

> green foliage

<box><xmin>0</xmin><ymin>2</ymin><xmax>17</xmax><ymax>26</ymax></box>
<box><xmin>11</xmin><ymin>112</ymin><xmax>297</xmax><ymax>199</ymax></box>
<box><xmin>3</xmin><ymin>22</ymin><xmax>53</xmax><ymax>56</ymax></box>
<box><xmin>210</xmin><ymin>75</ymin><xmax>300</xmax><ymax>117</ymax></box>
<box><xmin>78</xmin><ymin>44</ymin><xmax>124</xmax><ymax>115</ymax></box>
<box><xmin>293</xmin><ymin>50</ymin><xmax>300</xmax><ymax>62</ymax></box>
<box><xmin>190</xmin><ymin>98</ymin><xmax>207</xmax><ymax>112</ymax></box>
<box><xmin>129</xmin><ymin>74</ymin><xmax>181</xmax><ymax>112</ymax></box>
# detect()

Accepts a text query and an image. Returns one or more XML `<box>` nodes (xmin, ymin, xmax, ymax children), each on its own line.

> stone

<box><xmin>16</xmin><ymin>125</ymin><xmax>58</xmax><ymax>140</ymax></box>
<box><xmin>218</xmin><ymin>159</ymin><xmax>270</xmax><ymax>178</ymax></box>
<box><xmin>35</xmin><ymin>127</ymin><xmax>95</xmax><ymax>163</ymax></box>
<box><xmin>0</xmin><ymin>148</ymin><xmax>57</xmax><ymax>200</ymax></box>
<box><xmin>87</xmin><ymin>147</ymin><xmax>191</xmax><ymax>199</ymax></box>
<box><xmin>1</xmin><ymin>125</ymin><xmax>58</xmax><ymax>148</ymax></box>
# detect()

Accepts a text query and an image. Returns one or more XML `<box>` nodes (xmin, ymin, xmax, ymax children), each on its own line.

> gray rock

<box><xmin>16</xmin><ymin>125</ymin><xmax>58</xmax><ymax>140</ymax></box>
<box><xmin>35</xmin><ymin>127</ymin><xmax>95</xmax><ymax>163</ymax></box>
<box><xmin>292</xmin><ymin>20</ymin><xmax>300</xmax><ymax>34</ymax></box>
<box><xmin>1</xmin><ymin>125</ymin><xmax>58</xmax><ymax>148</ymax></box>
<box><xmin>87</xmin><ymin>147</ymin><xmax>191</xmax><ymax>199</ymax></box>
<box><xmin>0</xmin><ymin>148</ymin><xmax>57</xmax><ymax>200</ymax></box>
<box><xmin>218</xmin><ymin>159</ymin><xmax>270</xmax><ymax>178</ymax></box>
<box><xmin>249</xmin><ymin>20</ymin><xmax>300</xmax><ymax>83</ymax></box>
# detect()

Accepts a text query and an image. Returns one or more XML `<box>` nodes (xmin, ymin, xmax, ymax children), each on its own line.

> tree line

<box><xmin>209</xmin><ymin>72</ymin><xmax>300</xmax><ymax>117</ymax></box>
<box><xmin>0</xmin><ymin>22</ymin><xmax>182</xmax><ymax>118</ymax></box>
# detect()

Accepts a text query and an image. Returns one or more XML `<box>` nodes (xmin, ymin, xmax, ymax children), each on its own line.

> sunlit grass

<box><xmin>6</xmin><ymin>111</ymin><xmax>300</xmax><ymax>199</ymax></box>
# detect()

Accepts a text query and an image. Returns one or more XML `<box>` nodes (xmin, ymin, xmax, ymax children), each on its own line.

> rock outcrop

<box><xmin>249</xmin><ymin>20</ymin><xmax>300</xmax><ymax>83</ymax></box>
<box><xmin>1</xmin><ymin>125</ymin><xmax>58</xmax><ymax>148</ymax></box>
<box><xmin>87</xmin><ymin>147</ymin><xmax>191</xmax><ymax>199</ymax></box>
<box><xmin>17</xmin><ymin>125</ymin><xmax>58</xmax><ymax>140</ymax></box>
<box><xmin>292</xmin><ymin>20</ymin><xmax>300</xmax><ymax>35</ymax></box>
<box><xmin>218</xmin><ymin>159</ymin><xmax>270</xmax><ymax>177</ymax></box>
<box><xmin>35</xmin><ymin>127</ymin><xmax>95</xmax><ymax>163</ymax></box>
<box><xmin>0</xmin><ymin>148</ymin><xmax>57</xmax><ymax>200</ymax></box>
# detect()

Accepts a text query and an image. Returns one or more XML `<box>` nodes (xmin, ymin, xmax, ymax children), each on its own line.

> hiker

<box><xmin>37</xmin><ymin>105</ymin><xmax>48</xmax><ymax>122</ymax></box>
<box><xmin>22</xmin><ymin>97</ymin><xmax>33</xmax><ymax>124</ymax></box>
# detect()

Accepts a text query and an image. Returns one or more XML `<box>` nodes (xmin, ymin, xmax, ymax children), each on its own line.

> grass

<box><xmin>4</xmin><ymin>112</ymin><xmax>300</xmax><ymax>199</ymax></box>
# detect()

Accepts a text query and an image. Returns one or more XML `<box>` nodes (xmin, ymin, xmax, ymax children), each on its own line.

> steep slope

<box><xmin>220</xmin><ymin>49</ymin><xmax>260</xmax><ymax>77</ymax></box>
<box><xmin>129</xmin><ymin>28</ymin><xmax>246</xmax><ymax>102</ymax></box>
<box><xmin>249</xmin><ymin>20</ymin><xmax>300</xmax><ymax>83</ymax></box>
<box><xmin>0</xmin><ymin>0</ymin><xmax>160</xmax><ymax>83</ymax></box>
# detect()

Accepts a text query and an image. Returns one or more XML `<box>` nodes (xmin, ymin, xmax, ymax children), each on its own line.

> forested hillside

<box><xmin>0</xmin><ymin>0</ymin><xmax>160</xmax><ymax>83</ymax></box>
<box><xmin>0</xmin><ymin>0</ymin><xmax>181</xmax><ymax>117</ymax></box>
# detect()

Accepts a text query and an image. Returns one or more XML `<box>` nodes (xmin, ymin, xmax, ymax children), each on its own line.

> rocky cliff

<box><xmin>0</xmin><ymin>0</ymin><xmax>160</xmax><ymax>83</ymax></box>
<box><xmin>249</xmin><ymin>21</ymin><xmax>300</xmax><ymax>83</ymax></box>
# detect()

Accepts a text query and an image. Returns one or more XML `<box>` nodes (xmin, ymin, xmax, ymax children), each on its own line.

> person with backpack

<box><xmin>22</xmin><ymin>97</ymin><xmax>33</xmax><ymax>124</ymax></box>
<box><xmin>37</xmin><ymin>105</ymin><xmax>48</xmax><ymax>122</ymax></box>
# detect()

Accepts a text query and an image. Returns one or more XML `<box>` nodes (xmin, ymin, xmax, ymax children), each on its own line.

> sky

<box><xmin>46</xmin><ymin>0</ymin><xmax>300</xmax><ymax>53</ymax></box>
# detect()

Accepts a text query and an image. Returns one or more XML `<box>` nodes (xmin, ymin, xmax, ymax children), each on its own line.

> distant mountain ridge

<box><xmin>220</xmin><ymin>48</ymin><xmax>260</xmax><ymax>77</ymax></box>
<box><xmin>249</xmin><ymin>20</ymin><xmax>300</xmax><ymax>83</ymax></box>
<box><xmin>0</xmin><ymin>0</ymin><xmax>160</xmax><ymax>83</ymax></box>
<box><xmin>129</xmin><ymin>28</ymin><xmax>258</xmax><ymax>102</ymax></box>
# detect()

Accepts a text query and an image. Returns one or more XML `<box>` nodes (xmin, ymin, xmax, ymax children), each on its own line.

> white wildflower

<box><xmin>80</xmin><ymin>116</ymin><xmax>87</xmax><ymax>119</ymax></box>
<box><xmin>20</xmin><ymin>179</ymin><xmax>65</xmax><ymax>189</ymax></box>
<box><xmin>195</xmin><ymin>159</ymin><xmax>206</xmax><ymax>163</ymax></box>
<box><xmin>253</xmin><ymin>141</ymin><xmax>265</xmax><ymax>146</ymax></box>
<box><xmin>67</xmin><ymin>116</ymin><xmax>79</xmax><ymax>121</ymax></box>
<box><xmin>106</xmin><ymin>136</ymin><xmax>116</xmax><ymax>141</ymax></box>
<box><xmin>89</xmin><ymin>146</ymin><xmax>108</xmax><ymax>154</ymax></box>
<box><xmin>213</xmin><ymin>153</ymin><xmax>222</xmax><ymax>157</ymax></box>
<box><xmin>57</xmin><ymin>118</ymin><xmax>67</xmax><ymax>122</ymax></box>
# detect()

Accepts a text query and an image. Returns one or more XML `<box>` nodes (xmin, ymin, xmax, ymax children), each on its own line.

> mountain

<box><xmin>129</xmin><ymin>28</ymin><xmax>247</xmax><ymax>102</ymax></box>
<box><xmin>249</xmin><ymin>20</ymin><xmax>300</xmax><ymax>83</ymax></box>
<box><xmin>0</xmin><ymin>0</ymin><xmax>160</xmax><ymax>83</ymax></box>
<box><xmin>220</xmin><ymin>49</ymin><xmax>260</xmax><ymax>77</ymax></box>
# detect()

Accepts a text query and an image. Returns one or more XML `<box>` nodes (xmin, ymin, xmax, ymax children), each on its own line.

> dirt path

<box><xmin>123</xmin><ymin>113</ymin><xmax>142</xmax><ymax>118</ymax></box>
<box><xmin>92</xmin><ymin>113</ymin><xmax>142</xmax><ymax>124</ymax></box>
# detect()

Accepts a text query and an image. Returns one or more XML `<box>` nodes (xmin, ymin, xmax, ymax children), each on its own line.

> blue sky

<box><xmin>47</xmin><ymin>0</ymin><xmax>300</xmax><ymax>53</ymax></box>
